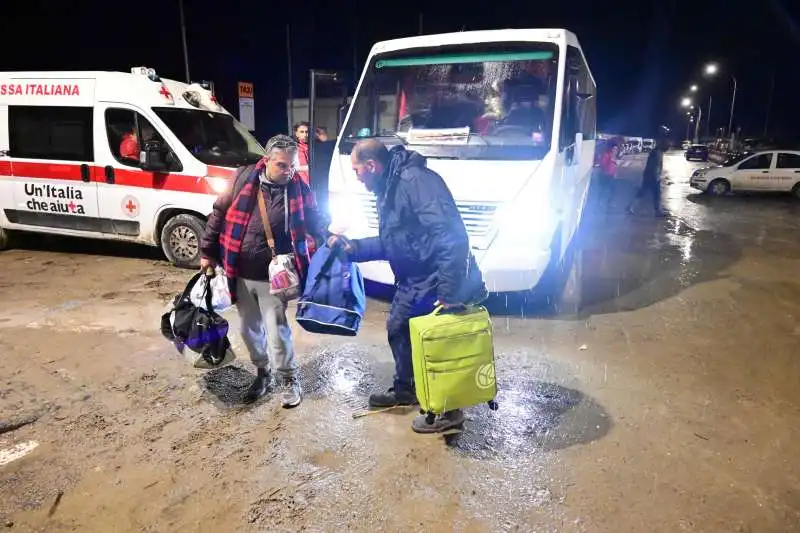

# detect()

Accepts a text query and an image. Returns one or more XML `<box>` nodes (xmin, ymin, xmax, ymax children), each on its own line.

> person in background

<box><xmin>597</xmin><ymin>141</ymin><xmax>618</xmax><ymax>211</ymax></box>
<box><xmin>200</xmin><ymin>134</ymin><xmax>329</xmax><ymax>408</ymax></box>
<box><xmin>292</xmin><ymin>122</ymin><xmax>311</xmax><ymax>187</ymax></box>
<box><xmin>329</xmin><ymin>139</ymin><xmax>487</xmax><ymax>434</ymax></box>
<box><xmin>119</xmin><ymin>125</ymin><xmax>139</xmax><ymax>163</ymax></box>
<box><xmin>627</xmin><ymin>137</ymin><xmax>666</xmax><ymax>217</ymax></box>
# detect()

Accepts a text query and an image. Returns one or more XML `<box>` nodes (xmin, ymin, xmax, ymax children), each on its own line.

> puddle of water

<box><xmin>298</xmin><ymin>345</ymin><xmax>379</xmax><ymax>409</ymax></box>
<box><xmin>446</xmin><ymin>375</ymin><xmax>611</xmax><ymax>459</ymax></box>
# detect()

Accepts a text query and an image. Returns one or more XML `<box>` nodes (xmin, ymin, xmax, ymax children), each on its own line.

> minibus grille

<box><xmin>357</xmin><ymin>195</ymin><xmax>498</xmax><ymax>239</ymax></box>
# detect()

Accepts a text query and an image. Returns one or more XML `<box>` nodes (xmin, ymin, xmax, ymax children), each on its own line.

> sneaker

<box><xmin>242</xmin><ymin>367</ymin><xmax>272</xmax><ymax>404</ymax></box>
<box><xmin>368</xmin><ymin>387</ymin><xmax>417</xmax><ymax>408</ymax></box>
<box><xmin>281</xmin><ymin>376</ymin><xmax>302</xmax><ymax>409</ymax></box>
<box><xmin>412</xmin><ymin>409</ymin><xmax>465</xmax><ymax>434</ymax></box>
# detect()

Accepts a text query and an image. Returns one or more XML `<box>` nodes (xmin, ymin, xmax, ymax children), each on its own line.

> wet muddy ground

<box><xmin>1</xmin><ymin>152</ymin><xmax>800</xmax><ymax>532</ymax></box>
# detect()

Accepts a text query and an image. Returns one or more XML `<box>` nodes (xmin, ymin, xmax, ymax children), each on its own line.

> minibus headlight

<box><xmin>204</xmin><ymin>176</ymin><xmax>230</xmax><ymax>195</ymax></box>
<box><xmin>328</xmin><ymin>193</ymin><xmax>364</xmax><ymax>234</ymax></box>
<box><xmin>495</xmin><ymin>197</ymin><xmax>555</xmax><ymax>244</ymax></box>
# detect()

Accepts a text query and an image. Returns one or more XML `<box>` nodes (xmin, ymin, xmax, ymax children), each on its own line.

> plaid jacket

<box><xmin>201</xmin><ymin>160</ymin><xmax>327</xmax><ymax>303</ymax></box>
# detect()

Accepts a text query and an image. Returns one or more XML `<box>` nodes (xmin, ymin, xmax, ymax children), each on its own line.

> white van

<box><xmin>0</xmin><ymin>67</ymin><xmax>265</xmax><ymax>267</ymax></box>
<box><xmin>689</xmin><ymin>150</ymin><xmax>800</xmax><ymax>198</ymax></box>
<box><xmin>328</xmin><ymin>29</ymin><xmax>597</xmax><ymax>293</ymax></box>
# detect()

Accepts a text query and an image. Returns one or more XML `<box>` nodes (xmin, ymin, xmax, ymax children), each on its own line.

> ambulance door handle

<box><xmin>104</xmin><ymin>166</ymin><xmax>115</xmax><ymax>184</ymax></box>
<box><xmin>80</xmin><ymin>164</ymin><xmax>90</xmax><ymax>183</ymax></box>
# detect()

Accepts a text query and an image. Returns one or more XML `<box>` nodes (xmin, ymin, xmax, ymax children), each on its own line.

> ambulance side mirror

<box><xmin>140</xmin><ymin>140</ymin><xmax>169</xmax><ymax>172</ymax></box>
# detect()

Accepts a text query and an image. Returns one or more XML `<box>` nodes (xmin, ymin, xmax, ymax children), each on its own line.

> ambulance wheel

<box><xmin>488</xmin><ymin>400</ymin><xmax>499</xmax><ymax>411</ymax></box>
<box><xmin>161</xmin><ymin>214</ymin><xmax>205</xmax><ymax>269</ymax></box>
<box><xmin>0</xmin><ymin>228</ymin><xmax>8</xmax><ymax>251</ymax></box>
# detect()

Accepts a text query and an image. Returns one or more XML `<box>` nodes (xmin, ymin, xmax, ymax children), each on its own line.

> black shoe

<box><xmin>368</xmin><ymin>387</ymin><xmax>417</xmax><ymax>408</ymax></box>
<box><xmin>242</xmin><ymin>367</ymin><xmax>271</xmax><ymax>404</ymax></box>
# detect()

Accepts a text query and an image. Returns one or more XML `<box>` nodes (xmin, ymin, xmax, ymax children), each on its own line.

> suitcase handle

<box><xmin>433</xmin><ymin>304</ymin><xmax>469</xmax><ymax>315</ymax></box>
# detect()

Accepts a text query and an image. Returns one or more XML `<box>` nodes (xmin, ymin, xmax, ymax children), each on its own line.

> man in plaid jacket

<box><xmin>200</xmin><ymin>135</ymin><xmax>329</xmax><ymax>407</ymax></box>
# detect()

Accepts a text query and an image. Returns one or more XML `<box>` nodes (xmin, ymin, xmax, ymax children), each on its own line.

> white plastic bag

<box><xmin>189</xmin><ymin>267</ymin><xmax>233</xmax><ymax>313</ymax></box>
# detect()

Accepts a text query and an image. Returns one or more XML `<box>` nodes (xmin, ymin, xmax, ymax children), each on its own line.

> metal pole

<box><xmin>178</xmin><ymin>0</ymin><xmax>190</xmax><ymax>82</ymax></box>
<box><xmin>705</xmin><ymin>96</ymin><xmax>712</xmax><ymax>139</ymax></box>
<box><xmin>694</xmin><ymin>106</ymin><xmax>702</xmax><ymax>143</ymax></box>
<box><xmin>763</xmin><ymin>70</ymin><xmax>775</xmax><ymax>138</ymax></box>
<box><xmin>287</xmin><ymin>23</ymin><xmax>294</xmax><ymax>134</ymax></box>
<box><xmin>309</xmin><ymin>70</ymin><xmax>317</xmax><ymax>185</ymax></box>
<box><xmin>727</xmin><ymin>76</ymin><xmax>737</xmax><ymax>137</ymax></box>
<box><xmin>686</xmin><ymin>118</ymin><xmax>691</xmax><ymax>142</ymax></box>
<box><xmin>418</xmin><ymin>13</ymin><xmax>423</xmax><ymax>35</ymax></box>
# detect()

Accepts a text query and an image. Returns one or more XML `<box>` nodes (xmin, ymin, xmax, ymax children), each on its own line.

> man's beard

<box><xmin>265</xmin><ymin>171</ymin><xmax>292</xmax><ymax>186</ymax></box>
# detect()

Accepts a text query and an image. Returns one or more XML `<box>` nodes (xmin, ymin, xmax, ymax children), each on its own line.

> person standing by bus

<box><xmin>596</xmin><ymin>141</ymin><xmax>618</xmax><ymax>210</ymax></box>
<box><xmin>291</xmin><ymin>122</ymin><xmax>311</xmax><ymax>187</ymax></box>
<box><xmin>627</xmin><ymin>137</ymin><xmax>666</xmax><ymax>217</ymax></box>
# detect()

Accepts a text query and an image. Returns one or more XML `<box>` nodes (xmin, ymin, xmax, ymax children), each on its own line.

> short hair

<box><xmin>353</xmin><ymin>139</ymin><xmax>390</xmax><ymax>167</ymax></box>
<box><xmin>265</xmin><ymin>134</ymin><xmax>297</xmax><ymax>158</ymax></box>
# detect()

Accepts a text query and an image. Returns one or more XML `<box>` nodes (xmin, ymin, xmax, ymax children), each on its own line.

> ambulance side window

<box><xmin>9</xmin><ymin>106</ymin><xmax>93</xmax><ymax>162</ymax></box>
<box><xmin>105</xmin><ymin>108</ymin><xmax>172</xmax><ymax>169</ymax></box>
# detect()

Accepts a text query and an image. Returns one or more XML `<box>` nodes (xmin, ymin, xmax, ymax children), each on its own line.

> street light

<box><xmin>690</xmin><ymin>85</ymin><xmax>698</xmax><ymax>92</ymax></box>
<box><xmin>681</xmin><ymin>97</ymin><xmax>692</xmax><ymax>108</ymax></box>
<box><xmin>704</xmin><ymin>62</ymin><xmax>736</xmax><ymax>138</ymax></box>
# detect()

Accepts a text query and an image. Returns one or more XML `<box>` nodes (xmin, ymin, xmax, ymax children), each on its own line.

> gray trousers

<box><xmin>236</xmin><ymin>278</ymin><xmax>296</xmax><ymax>378</ymax></box>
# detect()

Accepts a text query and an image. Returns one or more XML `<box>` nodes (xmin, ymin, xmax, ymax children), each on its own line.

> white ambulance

<box><xmin>0</xmin><ymin>67</ymin><xmax>265</xmax><ymax>267</ymax></box>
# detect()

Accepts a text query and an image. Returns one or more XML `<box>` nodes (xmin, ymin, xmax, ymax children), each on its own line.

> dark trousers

<box><xmin>387</xmin><ymin>282</ymin><xmax>437</xmax><ymax>393</ymax></box>
<box><xmin>630</xmin><ymin>179</ymin><xmax>662</xmax><ymax>213</ymax></box>
<box><xmin>596</xmin><ymin>173</ymin><xmax>615</xmax><ymax>207</ymax></box>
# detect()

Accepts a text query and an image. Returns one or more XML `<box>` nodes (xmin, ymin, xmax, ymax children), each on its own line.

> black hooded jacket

<box><xmin>351</xmin><ymin>146</ymin><xmax>485</xmax><ymax>304</ymax></box>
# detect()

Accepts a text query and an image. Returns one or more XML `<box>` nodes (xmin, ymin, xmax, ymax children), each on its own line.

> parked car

<box><xmin>689</xmin><ymin>149</ymin><xmax>800</xmax><ymax>198</ymax></box>
<box><xmin>685</xmin><ymin>144</ymin><xmax>709</xmax><ymax>161</ymax></box>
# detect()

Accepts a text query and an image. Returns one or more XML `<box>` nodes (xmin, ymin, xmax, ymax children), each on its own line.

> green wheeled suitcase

<box><xmin>409</xmin><ymin>304</ymin><xmax>498</xmax><ymax>424</ymax></box>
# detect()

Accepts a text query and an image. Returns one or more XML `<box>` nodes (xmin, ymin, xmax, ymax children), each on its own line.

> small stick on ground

<box><xmin>47</xmin><ymin>490</ymin><xmax>64</xmax><ymax>518</ymax></box>
<box><xmin>351</xmin><ymin>406</ymin><xmax>403</xmax><ymax>419</ymax></box>
<box><xmin>0</xmin><ymin>414</ymin><xmax>40</xmax><ymax>435</ymax></box>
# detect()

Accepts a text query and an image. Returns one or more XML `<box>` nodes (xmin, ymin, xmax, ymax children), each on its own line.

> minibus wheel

<box><xmin>0</xmin><ymin>228</ymin><xmax>8</xmax><ymax>251</ymax></box>
<box><xmin>161</xmin><ymin>213</ymin><xmax>205</xmax><ymax>269</ymax></box>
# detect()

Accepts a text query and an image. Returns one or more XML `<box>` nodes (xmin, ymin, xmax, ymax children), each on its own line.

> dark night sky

<box><xmin>2</xmin><ymin>0</ymin><xmax>799</xmax><ymax>142</ymax></box>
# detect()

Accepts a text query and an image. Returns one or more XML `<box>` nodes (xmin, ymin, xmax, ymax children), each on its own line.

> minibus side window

<box><xmin>9</xmin><ymin>106</ymin><xmax>93</xmax><ymax>162</ymax></box>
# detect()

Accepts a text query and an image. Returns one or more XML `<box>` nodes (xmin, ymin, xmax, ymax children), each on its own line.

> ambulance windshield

<box><xmin>153</xmin><ymin>108</ymin><xmax>265</xmax><ymax>167</ymax></box>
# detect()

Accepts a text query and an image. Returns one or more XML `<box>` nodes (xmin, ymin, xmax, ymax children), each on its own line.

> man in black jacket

<box><xmin>331</xmin><ymin>139</ymin><xmax>486</xmax><ymax>433</ymax></box>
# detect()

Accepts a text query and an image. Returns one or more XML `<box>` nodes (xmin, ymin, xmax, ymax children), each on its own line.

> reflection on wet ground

<box><xmin>446</xmin><ymin>376</ymin><xmax>611</xmax><ymax>458</ymax></box>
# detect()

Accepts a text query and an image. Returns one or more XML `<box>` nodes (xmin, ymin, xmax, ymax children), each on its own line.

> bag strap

<box><xmin>309</xmin><ymin>245</ymin><xmax>343</xmax><ymax>296</ymax></box>
<box><xmin>181</xmin><ymin>271</ymin><xmax>204</xmax><ymax>301</ymax></box>
<box><xmin>256</xmin><ymin>188</ymin><xmax>278</xmax><ymax>259</ymax></box>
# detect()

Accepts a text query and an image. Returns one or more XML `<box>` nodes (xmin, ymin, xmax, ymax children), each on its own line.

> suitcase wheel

<box><xmin>488</xmin><ymin>400</ymin><xmax>499</xmax><ymax>411</ymax></box>
<box><xmin>425</xmin><ymin>413</ymin><xmax>436</xmax><ymax>425</ymax></box>
<box><xmin>419</xmin><ymin>409</ymin><xmax>426</xmax><ymax>415</ymax></box>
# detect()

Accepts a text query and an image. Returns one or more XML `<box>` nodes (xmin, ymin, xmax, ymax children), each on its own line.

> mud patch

<box><xmin>201</xmin><ymin>365</ymin><xmax>263</xmax><ymax>408</ymax></box>
<box><xmin>446</xmin><ymin>377</ymin><xmax>611</xmax><ymax>459</ymax></box>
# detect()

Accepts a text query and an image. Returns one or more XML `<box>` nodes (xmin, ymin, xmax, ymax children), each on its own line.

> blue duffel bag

<box><xmin>296</xmin><ymin>243</ymin><xmax>366</xmax><ymax>336</ymax></box>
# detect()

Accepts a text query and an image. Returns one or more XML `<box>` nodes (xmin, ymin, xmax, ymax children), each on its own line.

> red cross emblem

<box><xmin>159</xmin><ymin>85</ymin><xmax>173</xmax><ymax>101</ymax></box>
<box><xmin>121</xmin><ymin>196</ymin><xmax>139</xmax><ymax>218</ymax></box>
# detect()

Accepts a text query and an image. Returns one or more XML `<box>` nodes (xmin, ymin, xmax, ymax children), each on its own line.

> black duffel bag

<box><xmin>161</xmin><ymin>272</ymin><xmax>232</xmax><ymax>367</ymax></box>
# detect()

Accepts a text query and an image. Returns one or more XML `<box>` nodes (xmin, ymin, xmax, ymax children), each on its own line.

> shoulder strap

<box><xmin>257</xmin><ymin>188</ymin><xmax>277</xmax><ymax>258</ymax></box>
